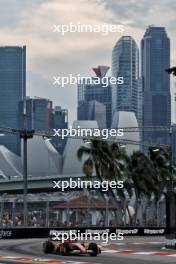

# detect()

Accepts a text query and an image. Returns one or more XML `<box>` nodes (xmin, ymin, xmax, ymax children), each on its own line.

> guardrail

<box><xmin>0</xmin><ymin>227</ymin><xmax>167</xmax><ymax>239</ymax></box>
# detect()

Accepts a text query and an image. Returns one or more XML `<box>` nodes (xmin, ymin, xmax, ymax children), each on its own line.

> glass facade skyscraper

<box><xmin>142</xmin><ymin>26</ymin><xmax>171</xmax><ymax>148</ymax></box>
<box><xmin>0</xmin><ymin>46</ymin><xmax>26</xmax><ymax>155</ymax></box>
<box><xmin>78</xmin><ymin>100</ymin><xmax>106</xmax><ymax>129</ymax></box>
<box><xmin>112</xmin><ymin>36</ymin><xmax>139</xmax><ymax>119</ymax></box>
<box><xmin>78</xmin><ymin>66</ymin><xmax>112</xmax><ymax>128</ymax></box>
<box><xmin>19</xmin><ymin>97</ymin><xmax>53</xmax><ymax>130</ymax></box>
<box><xmin>51</xmin><ymin>106</ymin><xmax>68</xmax><ymax>154</ymax></box>
<box><xmin>78</xmin><ymin>79</ymin><xmax>112</xmax><ymax>128</ymax></box>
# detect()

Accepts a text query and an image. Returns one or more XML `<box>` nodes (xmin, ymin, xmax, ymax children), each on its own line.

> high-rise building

<box><xmin>0</xmin><ymin>46</ymin><xmax>26</xmax><ymax>155</ymax></box>
<box><xmin>77</xmin><ymin>100</ymin><xmax>106</xmax><ymax>129</ymax></box>
<box><xmin>52</xmin><ymin>106</ymin><xmax>68</xmax><ymax>129</ymax></box>
<box><xmin>171</xmin><ymin>124</ymin><xmax>176</xmax><ymax>163</ymax></box>
<box><xmin>77</xmin><ymin>66</ymin><xmax>112</xmax><ymax>128</ymax></box>
<box><xmin>19</xmin><ymin>97</ymin><xmax>53</xmax><ymax>130</ymax></box>
<box><xmin>137</xmin><ymin>77</ymin><xmax>143</xmax><ymax>141</ymax></box>
<box><xmin>52</xmin><ymin>106</ymin><xmax>68</xmax><ymax>154</ymax></box>
<box><xmin>137</xmin><ymin>78</ymin><xmax>143</xmax><ymax>126</ymax></box>
<box><xmin>19</xmin><ymin>99</ymin><xmax>68</xmax><ymax>154</ymax></box>
<box><xmin>142</xmin><ymin>26</ymin><xmax>171</xmax><ymax>148</ymax></box>
<box><xmin>112</xmin><ymin>36</ymin><xmax>139</xmax><ymax>119</ymax></box>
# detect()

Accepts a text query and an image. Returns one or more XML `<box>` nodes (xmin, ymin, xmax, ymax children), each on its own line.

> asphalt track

<box><xmin>0</xmin><ymin>237</ymin><xmax>176</xmax><ymax>263</ymax></box>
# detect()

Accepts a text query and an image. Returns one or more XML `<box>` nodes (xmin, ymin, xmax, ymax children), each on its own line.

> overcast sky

<box><xmin>0</xmin><ymin>0</ymin><xmax>176</xmax><ymax>123</ymax></box>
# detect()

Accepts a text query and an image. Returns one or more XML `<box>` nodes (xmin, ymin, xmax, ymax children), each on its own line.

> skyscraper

<box><xmin>19</xmin><ymin>97</ymin><xmax>53</xmax><ymax>130</ymax></box>
<box><xmin>51</xmin><ymin>106</ymin><xmax>68</xmax><ymax>154</ymax></box>
<box><xmin>137</xmin><ymin>78</ymin><xmax>143</xmax><ymax>127</ymax></box>
<box><xmin>142</xmin><ymin>26</ymin><xmax>171</xmax><ymax>148</ymax></box>
<box><xmin>0</xmin><ymin>46</ymin><xmax>26</xmax><ymax>155</ymax></box>
<box><xmin>112</xmin><ymin>36</ymin><xmax>139</xmax><ymax>119</ymax></box>
<box><xmin>77</xmin><ymin>66</ymin><xmax>112</xmax><ymax>128</ymax></box>
<box><xmin>136</xmin><ymin>77</ymin><xmax>143</xmax><ymax>145</ymax></box>
<box><xmin>77</xmin><ymin>100</ymin><xmax>106</xmax><ymax>129</ymax></box>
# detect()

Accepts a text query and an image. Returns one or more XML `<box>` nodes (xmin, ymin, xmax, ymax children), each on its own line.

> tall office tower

<box><xmin>112</xmin><ymin>36</ymin><xmax>139</xmax><ymax>119</ymax></box>
<box><xmin>137</xmin><ymin>78</ymin><xmax>143</xmax><ymax>129</ymax></box>
<box><xmin>137</xmin><ymin>78</ymin><xmax>143</xmax><ymax>144</ymax></box>
<box><xmin>171</xmin><ymin>124</ymin><xmax>176</xmax><ymax>163</ymax></box>
<box><xmin>142</xmin><ymin>26</ymin><xmax>171</xmax><ymax>149</ymax></box>
<box><xmin>77</xmin><ymin>66</ymin><xmax>112</xmax><ymax>128</ymax></box>
<box><xmin>77</xmin><ymin>100</ymin><xmax>106</xmax><ymax>129</ymax></box>
<box><xmin>0</xmin><ymin>46</ymin><xmax>26</xmax><ymax>155</ymax></box>
<box><xmin>19</xmin><ymin>97</ymin><xmax>53</xmax><ymax>130</ymax></box>
<box><xmin>51</xmin><ymin>106</ymin><xmax>68</xmax><ymax>154</ymax></box>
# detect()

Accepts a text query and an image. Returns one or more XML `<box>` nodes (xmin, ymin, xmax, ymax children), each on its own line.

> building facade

<box><xmin>77</xmin><ymin>100</ymin><xmax>106</xmax><ymax>129</ymax></box>
<box><xmin>77</xmin><ymin>66</ymin><xmax>112</xmax><ymax>128</ymax></box>
<box><xmin>19</xmin><ymin>97</ymin><xmax>53</xmax><ymax>130</ymax></box>
<box><xmin>0</xmin><ymin>46</ymin><xmax>26</xmax><ymax>155</ymax></box>
<box><xmin>52</xmin><ymin>106</ymin><xmax>68</xmax><ymax>154</ymax></box>
<box><xmin>142</xmin><ymin>26</ymin><xmax>171</xmax><ymax>149</ymax></box>
<box><xmin>112</xmin><ymin>36</ymin><xmax>139</xmax><ymax>120</ymax></box>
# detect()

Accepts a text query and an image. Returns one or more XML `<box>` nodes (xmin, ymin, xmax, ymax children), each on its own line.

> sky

<box><xmin>0</xmin><ymin>0</ymin><xmax>176</xmax><ymax>123</ymax></box>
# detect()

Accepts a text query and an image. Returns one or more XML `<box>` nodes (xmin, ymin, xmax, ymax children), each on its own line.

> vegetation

<box><xmin>77</xmin><ymin>139</ymin><xmax>173</xmax><ymax>225</ymax></box>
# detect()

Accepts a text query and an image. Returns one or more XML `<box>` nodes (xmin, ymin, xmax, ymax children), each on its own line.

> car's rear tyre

<box><xmin>60</xmin><ymin>242</ymin><xmax>71</xmax><ymax>256</ymax></box>
<box><xmin>88</xmin><ymin>243</ymin><xmax>99</xmax><ymax>256</ymax></box>
<box><xmin>43</xmin><ymin>241</ymin><xmax>54</xmax><ymax>254</ymax></box>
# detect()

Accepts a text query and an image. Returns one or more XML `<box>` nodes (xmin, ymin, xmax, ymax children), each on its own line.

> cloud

<box><xmin>0</xmin><ymin>0</ymin><xmax>45</xmax><ymax>26</ymax></box>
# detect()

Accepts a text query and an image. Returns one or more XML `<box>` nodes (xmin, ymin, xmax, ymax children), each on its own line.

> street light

<box><xmin>83</xmin><ymin>138</ymin><xmax>92</xmax><ymax>144</ymax></box>
<box><xmin>21</xmin><ymin>100</ymin><xmax>35</xmax><ymax>227</ymax></box>
<box><xmin>21</xmin><ymin>130</ymin><xmax>34</xmax><ymax>227</ymax></box>
<box><xmin>119</xmin><ymin>144</ymin><xmax>126</xmax><ymax>149</ymax></box>
<box><xmin>152</xmin><ymin>148</ymin><xmax>160</xmax><ymax>152</ymax></box>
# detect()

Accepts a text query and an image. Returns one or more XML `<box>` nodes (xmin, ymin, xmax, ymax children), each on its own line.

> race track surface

<box><xmin>0</xmin><ymin>237</ymin><xmax>175</xmax><ymax>263</ymax></box>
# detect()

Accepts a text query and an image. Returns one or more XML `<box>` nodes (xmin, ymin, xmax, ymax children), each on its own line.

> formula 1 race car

<box><xmin>43</xmin><ymin>238</ymin><xmax>101</xmax><ymax>257</ymax></box>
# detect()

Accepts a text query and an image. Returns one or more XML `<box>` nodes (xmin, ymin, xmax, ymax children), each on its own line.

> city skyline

<box><xmin>0</xmin><ymin>0</ymin><xmax>176</xmax><ymax>123</ymax></box>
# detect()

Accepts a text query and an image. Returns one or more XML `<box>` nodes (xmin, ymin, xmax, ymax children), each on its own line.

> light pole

<box><xmin>20</xmin><ymin>130</ymin><xmax>34</xmax><ymax>227</ymax></box>
<box><xmin>21</xmin><ymin>100</ymin><xmax>35</xmax><ymax>227</ymax></box>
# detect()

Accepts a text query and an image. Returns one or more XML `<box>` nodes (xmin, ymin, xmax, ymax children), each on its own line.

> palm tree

<box><xmin>77</xmin><ymin>139</ymin><xmax>128</xmax><ymax>181</ymax></box>
<box><xmin>77</xmin><ymin>139</ymin><xmax>129</xmax><ymax>224</ymax></box>
<box><xmin>126</xmin><ymin>147</ymin><xmax>173</xmax><ymax>225</ymax></box>
<box><xmin>148</xmin><ymin>146</ymin><xmax>171</xmax><ymax>196</ymax></box>
<box><xmin>126</xmin><ymin>151</ymin><xmax>160</xmax><ymax>224</ymax></box>
<box><xmin>165</xmin><ymin>66</ymin><xmax>176</xmax><ymax>76</ymax></box>
<box><xmin>78</xmin><ymin>141</ymin><xmax>171</xmax><ymax>226</ymax></box>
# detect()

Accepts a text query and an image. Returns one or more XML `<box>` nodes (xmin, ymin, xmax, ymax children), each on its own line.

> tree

<box><xmin>77</xmin><ymin>140</ymin><xmax>172</xmax><ymax>226</ymax></box>
<box><xmin>77</xmin><ymin>139</ymin><xmax>129</xmax><ymax>224</ymax></box>
<box><xmin>149</xmin><ymin>146</ymin><xmax>176</xmax><ymax>231</ymax></box>
<box><xmin>165</xmin><ymin>67</ymin><xmax>176</xmax><ymax>76</ymax></box>
<box><xmin>77</xmin><ymin>140</ymin><xmax>127</xmax><ymax>180</ymax></box>
<box><xmin>148</xmin><ymin>146</ymin><xmax>171</xmax><ymax>196</ymax></box>
<box><xmin>126</xmin><ymin>151</ymin><xmax>160</xmax><ymax>224</ymax></box>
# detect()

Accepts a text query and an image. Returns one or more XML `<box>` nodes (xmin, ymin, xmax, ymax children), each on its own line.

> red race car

<box><xmin>43</xmin><ymin>238</ymin><xmax>101</xmax><ymax>257</ymax></box>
